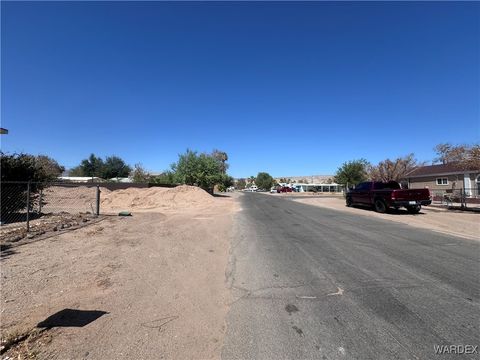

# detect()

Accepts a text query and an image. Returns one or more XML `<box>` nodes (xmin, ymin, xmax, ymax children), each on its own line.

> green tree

<box><xmin>69</xmin><ymin>154</ymin><xmax>104</xmax><ymax>177</ymax></box>
<box><xmin>217</xmin><ymin>175</ymin><xmax>234</xmax><ymax>192</ymax></box>
<box><xmin>171</xmin><ymin>150</ymin><xmax>226</xmax><ymax>194</ymax></box>
<box><xmin>35</xmin><ymin>155</ymin><xmax>65</xmax><ymax>178</ymax></box>
<box><xmin>211</xmin><ymin>149</ymin><xmax>229</xmax><ymax>174</ymax></box>
<box><xmin>334</xmin><ymin>159</ymin><xmax>369</xmax><ymax>187</ymax></box>
<box><xmin>235</xmin><ymin>178</ymin><xmax>247</xmax><ymax>189</ymax></box>
<box><xmin>69</xmin><ymin>154</ymin><xmax>131</xmax><ymax>179</ymax></box>
<box><xmin>102</xmin><ymin>156</ymin><xmax>131</xmax><ymax>179</ymax></box>
<box><xmin>151</xmin><ymin>171</ymin><xmax>177</xmax><ymax>185</ymax></box>
<box><xmin>1</xmin><ymin>152</ymin><xmax>63</xmax><ymax>183</ymax></box>
<box><xmin>68</xmin><ymin>166</ymin><xmax>84</xmax><ymax>177</ymax></box>
<box><xmin>130</xmin><ymin>163</ymin><xmax>151</xmax><ymax>183</ymax></box>
<box><xmin>256</xmin><ymin>172</ymin><xmax>274</xmax><ymax>190</ymax></box>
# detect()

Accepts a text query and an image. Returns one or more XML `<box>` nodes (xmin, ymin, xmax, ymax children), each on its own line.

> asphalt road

<box><xmin>222</xmin><ymin>192</ymin><xmax>480</xmax><ymax>360</ymax></box>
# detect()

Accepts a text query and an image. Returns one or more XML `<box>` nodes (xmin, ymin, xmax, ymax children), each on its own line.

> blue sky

<box><xmin>2</xmin><ymin>1</ymin><xmax>479</xmax><ymax>178</ymax></box>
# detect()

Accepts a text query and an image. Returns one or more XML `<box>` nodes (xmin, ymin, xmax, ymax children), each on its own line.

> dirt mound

<box><xmin>41</xmin><ymin>185</ymin><xmax>107</xmax><ymax>214</ymax></box>
<box><xmin>100</xmin><ymin>185</ymin><xmax>213</xmax><ymax>212</ymax></box>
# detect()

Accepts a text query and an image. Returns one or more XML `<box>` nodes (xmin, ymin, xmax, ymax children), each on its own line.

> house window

<box><xmin>436</xmin><ymin>178</ymin><xmax>448</xmax><ymax>185</ymax></box>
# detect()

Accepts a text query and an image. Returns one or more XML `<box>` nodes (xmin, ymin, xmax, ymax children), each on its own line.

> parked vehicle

<box><xmin>249</xmin><ymin>185</ymin><xmax>258</xmax><ymax>192</ymax></box>
<box><xmin>277</xmin><ymin>186</ymin><xmax>293</xmax><ymax>193</ymax></box>
<box><xmin>270</xmin><ymin>187</ymin><xmax>277</xmax><ymax>193</ymax></box>
<box><xmin>346</xmin><ymin>181</ymin><xmax>431</xmax><ymax>214</ymax></box>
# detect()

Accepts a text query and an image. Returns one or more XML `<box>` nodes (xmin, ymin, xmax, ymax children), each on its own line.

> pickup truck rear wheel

<box><xmin>407</xmin><ymin>205</ymin><xmax>421</xmax><ymax>214</ymax></box>
<box><xmin>346</xmin><ymin>197</ymin><xmax>353</xmax><ymax>207</ymax></box>
<box><xmin>374</xmin><ymin>199</ymin><xmax>387</xmax><ymax>213</ymax></box>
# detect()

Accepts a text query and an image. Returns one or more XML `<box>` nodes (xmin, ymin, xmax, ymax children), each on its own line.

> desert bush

<box><xmin>1</xmin><ymin>152</ymin><xmax>63</xmax><ymax>217</ymax></box>
<box><xmin>171</xmin><ymin>150</ymin><xmax>232</xmax><ymax>194</ymax></box>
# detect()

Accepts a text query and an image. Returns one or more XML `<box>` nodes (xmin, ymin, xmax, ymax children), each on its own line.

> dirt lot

<box><xmin>2</xmin><ymin>187</ymin><xmax>477</xmax><ymax>358</ymax></box>
<box><xmin>0</xmin><ymin>185</ymin><xmax>218</xmax><ymax>248</ymax></box>
<box><xmin>1</xmin><ymin>188</ymin><xmax>238</xmax><ymax>359</ymax></box>
<box><xmin>285</xmin><ymin>194</ymin><xmax>479</xmax><ymax>241</ymax></box>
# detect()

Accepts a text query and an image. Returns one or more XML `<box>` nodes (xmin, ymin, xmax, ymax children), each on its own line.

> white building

<box><xmin>110</xmin><ymin>177</ymin><xmax>133</xmax><ymax>183</ymax></box>
<box><xmin>292</xmin><ymin>183</ymin><xmax>343</xmax><ymax>193</ymax></box>
<box><xmin>57</xmin><ymin>176</ymin><xmax>103</xmax><ymax>183</ymax></box>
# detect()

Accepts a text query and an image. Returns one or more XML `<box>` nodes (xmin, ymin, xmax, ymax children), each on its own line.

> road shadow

<box><xmin>37</xmin><ymin>309</ymin><xmax>108</xmax><ymax>328</ymax></box>
<box><xmin>1</xmin><ymin>212</ymin><xmax>42</xmax><ymax>225</ymax></box>
<box><xmin>446</xmin><ymin>206</ymin><xmax>480</xmax><ymax>213</ymax></box>
<box><xmin>350</xmin><ymin>205</ymin><xmax>426</xmax><ymax>216</ymax></box>
<box><xmin>213</xmin><ymin>193</ymin><xmax>232</xmax><ymax>198</ymax></box>
<box><xmin>288</xmin><ymin>195</ymin><xmax>343</xmax><ymax>199</ymax></box>
<box><xmin>0</xmin><ymin>243</ymin><xmax>17</xmax><ymax>259</ymax></box>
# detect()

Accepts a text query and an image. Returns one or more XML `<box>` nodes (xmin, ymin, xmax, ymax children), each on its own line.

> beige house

<box><xmin>405</xmin><ymin>163</ymin><xmax>480</xmax><ymax>197</ymax></box>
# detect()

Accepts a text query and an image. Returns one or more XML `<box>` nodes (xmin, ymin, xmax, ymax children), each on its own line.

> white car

<box><xmin>270</xmin><ymin>187</ymin><xmax>277</xmax><ymax>193</ymax></box>
<box><xmin>250</xmin><ymin>185</ymin><xmax>258</xmax><ymax>192</ymax></box>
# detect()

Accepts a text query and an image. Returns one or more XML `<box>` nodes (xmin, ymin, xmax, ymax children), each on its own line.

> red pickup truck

<box><xmin>346</xmin><ymin>181</ymin><xmax>431</xmax><ymax>214</ymax></box>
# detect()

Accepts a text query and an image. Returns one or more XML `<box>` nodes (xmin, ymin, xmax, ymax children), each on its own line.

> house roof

<box><xmin>406</xmin><ymin>163</ymin><xmax>477</xmax><ymax>178</ymax></box>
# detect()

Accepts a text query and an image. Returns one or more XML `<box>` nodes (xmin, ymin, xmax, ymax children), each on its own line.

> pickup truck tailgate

<box><xmin>392</xmin><ymin>189</ymin><xmax>430</xmax><ymax>201</ymax></box>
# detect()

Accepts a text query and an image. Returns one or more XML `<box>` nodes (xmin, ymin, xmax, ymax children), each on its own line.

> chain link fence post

<box><xmin>39</xmin><ymin>188</ymin><xmax>43</xmax><ymax>214</ymax></box>
<box><xmin>26</xmin><ymin>181</ymin><xmax>31</xmax><ymax>232</ymax></box>
<box><xmin>96</xmin><ymin>185</ymin><xmax>100</xmax><ymax>216</ymax></box>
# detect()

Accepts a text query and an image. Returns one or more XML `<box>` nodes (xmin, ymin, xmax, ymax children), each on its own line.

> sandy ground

<box><xmin>1</xmin><ymin>193</ymin><xmax>238</xmax><ymax>359</ymax></box>
<box><xmin>0</xmin><ymin>185</ymin><xmax>215</xmax><ymax>245</ymax></box>
<box><xmin>283</xmin><ymin>195</ymin><xmax>479</xmax><ymax>241</ymax></box>
<box><xmin>100</xmin><ymin>185</ymin><xmax>214</xmax><ymax>213</ymax></box>
<box><xmin>38</xmin><ymin>185</ymin><xmax>214</xmax><ymax>214</ymax></box>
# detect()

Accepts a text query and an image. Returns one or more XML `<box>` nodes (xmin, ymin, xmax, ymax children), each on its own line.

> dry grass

<box><xmin>0</xmin><ymin>328</ymin><xmax>51</xmax><ymax>359</ymax></box>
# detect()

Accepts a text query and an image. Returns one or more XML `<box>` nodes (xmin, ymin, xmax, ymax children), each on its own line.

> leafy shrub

<box><xmin>1</xmin><ymin>152</ymin><xmax>64</xmax><ymax>217</ymax></box>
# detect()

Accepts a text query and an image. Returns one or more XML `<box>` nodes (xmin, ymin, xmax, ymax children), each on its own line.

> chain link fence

<box><xmin>430</xmin><ymin>187</ymin><xmax>480</xmax><ymax>210</ymax></box>
<box><xmin>1</xmin><ymin>182</ymin><xmax>101</xmax><ymax>241</ymax></box>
